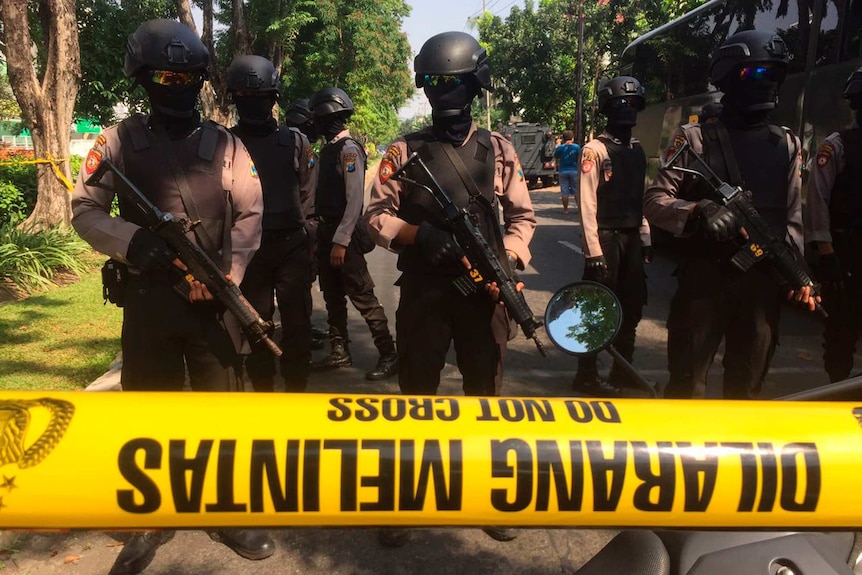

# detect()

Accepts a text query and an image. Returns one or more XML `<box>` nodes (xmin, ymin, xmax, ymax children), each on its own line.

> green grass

<box><xmin>0</xmin><ymin>265</ymin><xmax>122</xmax><ymax>391</ymax></box>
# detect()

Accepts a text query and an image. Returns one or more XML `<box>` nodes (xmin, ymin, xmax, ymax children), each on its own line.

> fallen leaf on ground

<box><xmin>64</xmin><ymin>554</ymin><xmax>80</xmax><ymax>564</ymax></box>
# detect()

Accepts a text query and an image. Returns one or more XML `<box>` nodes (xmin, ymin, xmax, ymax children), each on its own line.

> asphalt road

<box><xmin>3</xmin><ymin>185</ymin><xmax>859</xmax><ymax>575</ymax></box>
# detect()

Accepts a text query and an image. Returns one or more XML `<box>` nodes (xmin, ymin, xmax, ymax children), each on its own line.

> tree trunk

<box><xmin>174</xmin><ymin>0</ymin><xmax>230</xmax><ymax>124</ymax></box>
<box><xmin>0</xmin><ymin>0</ymin><xmax>80</xmax><ymax>229</ymax></box>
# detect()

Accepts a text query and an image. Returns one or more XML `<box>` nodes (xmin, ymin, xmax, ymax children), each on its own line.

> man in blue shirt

<box><xmin>554</xmin><ymin>129</ymin><xmax>581</xmax><ymax>214</ymax></box>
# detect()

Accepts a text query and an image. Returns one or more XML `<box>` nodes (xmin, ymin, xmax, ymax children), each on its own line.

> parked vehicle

<box><xmin>501</xmin><ymin>122</ymin><xmax>558</xmax><ymax>189</ymax></box>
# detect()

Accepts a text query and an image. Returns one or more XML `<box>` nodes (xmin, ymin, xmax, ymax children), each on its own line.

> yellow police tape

<box><xmin>0</xmin><ymin>156</ymin><xmax>74</xmax><ymax>192</ymax></box>
<box><xmin>1</xmin><ymin>391</ymin><xmax>860</xmax><ymax>530</ymax></box>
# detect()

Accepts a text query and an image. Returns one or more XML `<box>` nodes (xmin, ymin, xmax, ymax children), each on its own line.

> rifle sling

<box><xmin>433</xmin><ymin>139</ymin><xmax>514</xmax><ymax>276</ymax></box>
<box><xmin>152</xmin><ymin>126</ymin><xmax>231</xmax><ymax>273</ymax></box>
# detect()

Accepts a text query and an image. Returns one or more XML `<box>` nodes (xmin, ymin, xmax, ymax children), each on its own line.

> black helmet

<box><xmin>414</xmin><ymin>31</ymin><xmax>492</xmax><ymax>92</ymax></box>
<box><xmin>285</xmin><ymin>98</ymin><xmax>314</xmax><ymax>126</ymax></box>
<box><xmin>843</xmin><ymin>66</ymin><xmax>862</xmax><ymax>99</ymax></box>
<box><xmin>597</xmin><ymin>76</ymin><xmax>646</xmax><ymax>114</ymax></box>
<box><xmin>226</xmin><ymin>55</ymin><xmax>279</xmax><ymax>94</ymax></box>
<box><xmin>310</xmin><ymin>87</ymin><xmax>354</xmax><ymax>117</ymax></box>
<box><xmin>124</xmin><ymin>19</ymin><xmax>209</xmax><ymax>78</ymax></box>
<box><xmin>709</xmin><ymin>29</ymin><xmax>789</xmax><ymax>87</ymax></box>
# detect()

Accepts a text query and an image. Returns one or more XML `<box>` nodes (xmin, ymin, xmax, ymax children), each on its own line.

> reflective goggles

<box><xmin>150</xmin><ymin>70</ymin><xmax>205</xmax><ymax>87</ymax></box>
<box><xmin>423</xmin><ymin>74</ymin><xmax>464</xmax><ymax>87</ymax></box>
<box><xmin>737</xmin><ymin>64</ymin><xmax>781</xmax><ymax>82</ymax></box>
<box><xmin>607</xmin><ymin>96</ymin><xmax>639</xmax><ymax>109</ymax></box>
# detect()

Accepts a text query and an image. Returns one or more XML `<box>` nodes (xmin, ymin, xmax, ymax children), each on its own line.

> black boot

<box><xmin>109</xmin><ymin>530</ymin><xmax>175</xmax><ymax>575</ymax></box>
<box><xmin>482</xmin><ymin>527</ymin><xmax>518</xmax><ymax>542</ymax></box>
<box><xmin>207</xmin><ymin>529</ymin><xmax>275</xmax><ymax>560</ymax></box>
<box><xmin>366</xmin><ymin>352</ymin><xmax>398</xmax><ymax>381</ymax></box>
<box><xmin>572</xmin><ymin>374</ymin><xmax>621</xmax><ymax>398</ymax></box>
<box><xmin>311</xmin><ymin>337</ymin><xmax>352</xmax><ymax>370</ymax></box>
<box><xmin>311</xmin><ymin>325</ymin><xmax>328</xmax><ymax>350</ymax></box>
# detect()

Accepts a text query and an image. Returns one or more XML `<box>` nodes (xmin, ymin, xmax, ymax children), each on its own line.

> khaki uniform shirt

<box><xmin>71</xmin><ymin>121</ymin><xmax>263</xmax><ymax>286</ymax></box>
<box><xmin>289</xmin><ymin>127</ymin><xmax>318</xmax><ymax>222</ymax></box>
<box><xmin>579</xmin><ymin>132</ymin><xmax>651</xmax><ymax>258</ymax></box>
<box><xmin>367</xmin><ymin>123</ymin><xmax>536</xmax><ymax>266</ymax></box>
<box><xmin>643</xmin><ymin>123</ymin><xmax>803</xmax><ymax>250</ymax></box>
<box><xmin>325</xmin><ymin>129</ymin><xmax>365</xmax><ymax>247</ymax></box>
<box><xmin>805</xmin><ymin>131</ymin><xmax>846</xmax><ymax>245</ymax></box>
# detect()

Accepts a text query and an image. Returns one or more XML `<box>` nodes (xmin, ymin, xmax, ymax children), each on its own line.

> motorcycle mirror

<box><xmin>544</xmin><ymin>281</ymin><xmax>622</xmax><ymax>356</ymax></box>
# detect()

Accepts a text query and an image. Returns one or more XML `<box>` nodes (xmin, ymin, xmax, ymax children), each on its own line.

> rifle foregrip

<box><xmin>499</xmin><ymin>282</ymin><xmax>547</xmax><ymax>357</ymax></box>
<box><xmin>221</xmin><ymin>286</ymin><xmax>284</xmax><ymax>357</ymax></box>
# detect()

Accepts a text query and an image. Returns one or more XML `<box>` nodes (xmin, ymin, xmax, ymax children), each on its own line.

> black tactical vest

<box><xmin>117</xmin><ymin>115</ymin><xmax>230</xmax><ymax>268</ymax></box>
<box><xmin>831</xmin><ymin>129</ymin><xmax>862</xmax><ymax>231</ymax></box>
<box><xmin>595</xmin><ymin>135</ymin><xmax>646</xmax><ymax>229</ymax></box>
<box><xmin>316</xmin><ymin>137</ymin><xmax>364</xmax><ymax>219</ymax></box>
<box><xmin>231</xmin><ymin>124</ymin><xmax>301</xmax><ymax>232</ymax></box>
<box><xmin>398</xmin><ymin>128</ymin><xmax>500</xmax><ymax>275</ymax></box>
<box><xmin>689</xmin><ymin>121</ymin><xmax>791</xmax><ymax>259</ymax></box>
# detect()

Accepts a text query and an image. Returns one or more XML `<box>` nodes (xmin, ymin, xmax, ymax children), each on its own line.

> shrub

<box><xmin>0</xmin><ymin>222</ymin><xmax>90</xmax><ymax>293</ymax></box>
<box><xmin>0</xmin><ymin>181</ymin><xmax>27</xmax><ymax>225</ymax></box>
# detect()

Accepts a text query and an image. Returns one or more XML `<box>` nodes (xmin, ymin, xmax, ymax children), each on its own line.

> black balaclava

<box><xmin>316</xmin><ymin>113</ymin><xmax>348</xmax><ymax>141</ymax></box>
<box><xmin>604</xmin><ymin>105</ymin><xmax>639</xmax><ymax>143</ymax></box>
<box><xmin>234</xmin><ymin>94</ymin><xmax>277</xmax><ymax>128</ymax></box>
<box><xmin>299</xmin><ymin>121</ymin><xmax>318</xmax><ymax>142</ymax></box>
<box><xmin>426</xmin><ymin>78</ymin><xmax>479</xmax><ymax>145</ymax></box>
<box><xmin>141</xmin><ymin>75</ymin><xmax>203</xmax><ymax>120</ymax></box>
<box><xmin>720</xmin><ymin>66</ymin><xmax>784</xmax><ymax>126</ymax></box>
<box><xmin>141</xmin><ymin>75</ymin><xmax>203</xmax><ymax>139</ymax></box>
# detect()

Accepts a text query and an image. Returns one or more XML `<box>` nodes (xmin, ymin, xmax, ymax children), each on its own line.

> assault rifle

<box><xmin>86</xmin><ymin>158</ymin><xmax>283</xmax><ymax>357</ymax></box>
<box><xmin>664</xmin><ymin>141</ymin><xmax>826</xmax><ymax>317</ymax></box>
<box><xmin>390</xmin><ymin>152</ymin><xmax>548</xmax><ymax>357</ymax></box>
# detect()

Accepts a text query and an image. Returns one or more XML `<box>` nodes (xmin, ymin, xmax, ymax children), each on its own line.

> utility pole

<box><xmin>575</xmin><ymin>0</ymin><xmax>585</xmax><ymax>145</ymax></box>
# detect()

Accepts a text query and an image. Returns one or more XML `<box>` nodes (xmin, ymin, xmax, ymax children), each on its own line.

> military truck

<box><xmin>501</xmin><ymin>123</ymin><xmax>558</xmax><ymax>189</ymax></box>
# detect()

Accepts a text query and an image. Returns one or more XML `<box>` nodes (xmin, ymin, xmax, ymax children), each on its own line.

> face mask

<box><xmin>431</xmin><ymin>110</ymin><xmax>473</xmax><ymax>146</ymax></box>
<box><xmin>725</xmin><ymin>66</ymin><xmax>783</xmax><ymax>113</ymax></box>
<box><xmin>316</xmin><ymin>116</ymin><xmax>347</xmax><ymax>141</ymax></box>
<box><xmin>424</xmin><ymin>80</ymin><xmax>478</xmax><ymax>116</ymax></box>
<box><xmin>606</xmin><ymin>106</ymin><xmax>639</xmax><ymax>128</ymax></box>
<box><xmin>234</xmin><ymin>96</ymin><xmax>275</xmax><ymax>126</ymax></box>
<box><xmin>142</xmin><ymin>79</ymin><xmax>202</xmax><ymax>119</ymax></box>
<box><xmin>299</xmin><ymin>122</ymin><xmax>318</xmax><ymax>142</ymax></box>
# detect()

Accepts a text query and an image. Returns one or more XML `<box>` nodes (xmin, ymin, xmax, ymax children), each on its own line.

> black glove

<box><xmin>814</xmin><ymin>253</ymin><xmax>844</xmax><ymax>285</ymax></box>
<box><xmin>642</xmin><ymin>245</ymin><xmax>654</xmax><ymax>264</ymax></box>
<box><xmin>126</xmin><ymin>228</ymin><xmax>177</xmax><ymax>272</ymax></box>
<box><xmin>583</xmin><ymin>255</ymin><xmax>608</xmax><ymax>282</ymax></box>
<box><xmin>415</xmin><ymin>221</ymin><xmax>462</xmax><ymax>267</ymax></box>
<box><xmin>693</xmin><ymin>199</ymin><xmax>739</xmax><ymax>242</ymax></box>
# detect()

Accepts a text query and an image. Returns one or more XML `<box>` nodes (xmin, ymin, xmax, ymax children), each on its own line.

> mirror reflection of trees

<box><xmin>546</xmin><ymin>284</ymin><xmax>621</xmax><ymax>355</ymax></box>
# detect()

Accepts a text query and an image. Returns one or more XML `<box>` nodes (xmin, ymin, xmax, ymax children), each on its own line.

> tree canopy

<box><xmin>478</xmin><ymin>0</ymin><xmax>704</xmax><ymax>139</ymax></box>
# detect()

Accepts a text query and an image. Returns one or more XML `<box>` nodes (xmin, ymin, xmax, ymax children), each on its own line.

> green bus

<box><xmin>619</xmin><ymin>0</ymin><xmax>862</xmax><ymax>182</ymax></box>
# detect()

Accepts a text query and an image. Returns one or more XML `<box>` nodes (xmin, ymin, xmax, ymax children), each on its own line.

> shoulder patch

<box><xmin>344</xmin><ymin>152</ymin><xmax>358</xmax><ymax>173</ymax></box>
<box><xmin>581</xmin><ymin>147</ymin><xmax>598</xmax><ymax>174</ymax></box>
<box><xmin>815</xmin><ymin>142</ymin><xmax>834</xmax><ymax>168</ymax></box>
<box><xmin>95</xmin><ymin>134</ymin><xmax>106</xmax><ymax>147</ymax></box>
<box><xmin>84</xmin><ymin>147</ymin><xmax>102</xmax><ymax>175</ymax></box>
<box><xmin>306</xmin><ymin>146</ymin><xmax>315</xmax><ymax>169</ymax></box>
<box><xmin>250</xmin><ymin>161</ymin><xmax>258</xmax><ymax>179</ymax></box>
<box><xmin>665</xmin><ymin>134</ymin><xmax>687</xmax><ymax>162</ymax></box>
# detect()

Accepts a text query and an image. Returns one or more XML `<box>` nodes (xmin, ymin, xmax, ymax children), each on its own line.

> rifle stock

<box><xmin>391</xmin><ymin>152</ymin><xmax>548</xmax><ymax>356</ymax></box>
<box><xmin>86</xmin><ymin>158</ymin><xmax>283</xmax><ymax>357</ymax></box>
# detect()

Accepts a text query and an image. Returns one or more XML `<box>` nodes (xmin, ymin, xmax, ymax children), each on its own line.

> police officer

<box><xmin>285</xmin><ymin>97</ymin><xmax>330</xmax><ymax>351</ymax></box>
<box><xmin>367</xmin><ymin>31</ymin><xmax>536</xmax><ymax>546</ymax></box>
<box><xmin>71</xmin><ymin>20</ymin><xmax>274</xmax><ymax>574</ymax></box>
<box><xmin>644</xmin><ymin>29</ymin><xmax>816</xmax><ymax>399</ymax></box>
<box><xmin>574</xmin><ymin>76</ymin><xmax>652</xmax><ymax>397</ymax></box>
<box><xmin>805</xmin><ymin>66</ymin><xmax>862</xmax><ymax>384</ymax></box>
<box><xmin>310</xmin><ymin>87</ymin><xmax>399</xmax><ymax>380</ymax></box>
<box><xmin>226</xmin><ymin>55</ymin><xmax>315</xmax><ymax>392</ymax></box>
